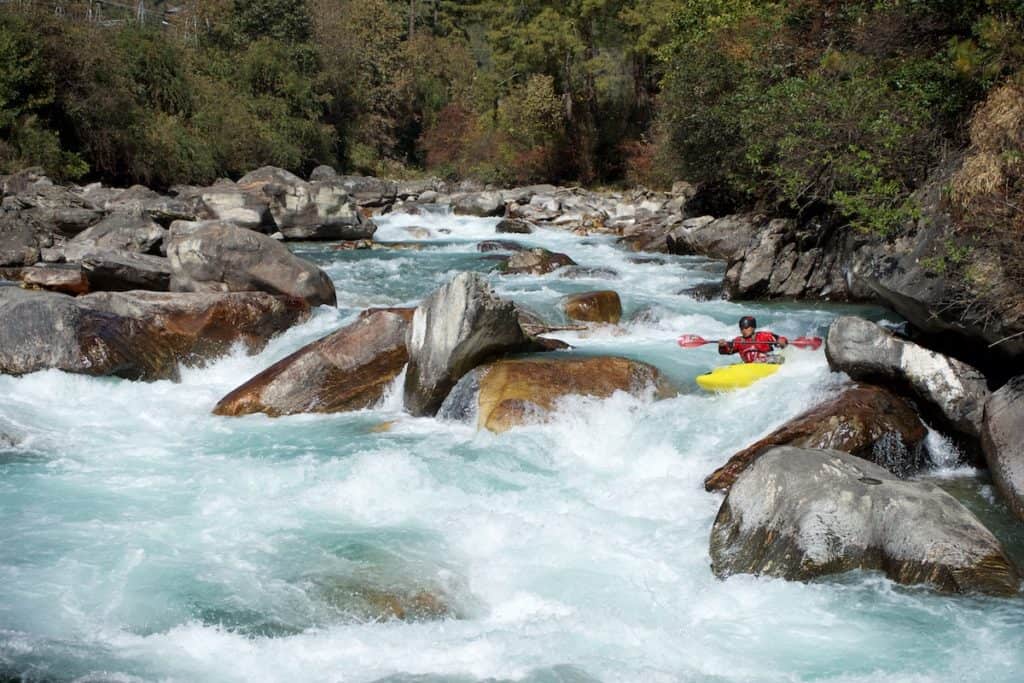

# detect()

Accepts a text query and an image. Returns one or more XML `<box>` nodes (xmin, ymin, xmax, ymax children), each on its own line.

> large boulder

<box><xmin>2</xmin><ymin>184</ymin><xmax>104</xmax><ymax>235</ymax></box>
<box><xmin>826</xmin><ymin>316</ymin><xmax>989</xmax><ymax>439</ymax></box>
<box><xmin>561</xmin><ymin>290</ymin><xmax>622</xmax><ymax>324</ymax></box>
<box><xmin>439</xmin><ymin>356</ymin><xmax>677</xmax><ymax>433</ymax></box>
<box><xmin>981</xmin><ymin>375</ymin><xmax>1024</xmax><ymax>521</ymax></box>
<box><xmin>0</xmin><ymin>212</ymin><xmax>48</xmax><ymax>266</ymax></box>
<box><xmin>167</xmin><ymin>221</ymin><xmax>336</xmax><ymax>307</ymax></box>
<box><xmin>86</xmin><ymin>184</ymin><xmax>199</xmax><ymax>225</ymax></box>
<box><xmin>214</xmin><ymin>308</ymin><xmax>414</xmax><ymax>417</ymax></box>
<box><xmin>495</xmin><ymin>218</ymin><xmax>534</xmax><ymax>234</ymax></box>
<box><xmin>666</xmin><ymin>215</ymin><xmax>757</xmax><ymax>261</ymax></box>
<box><xmin>0</xmin><ymin>288</ymin><xmax>308</xmax><ymax>380</ymax></box>
<box><xmin>238</xmin><ymin>166</ymin><xmax>376</xmax><ymax>240</ymax></box>
<box><xmin>79</xmin><ymin>250</ymin><xmax>171</xmax><ymax>292</ymax></box>
<box><xmin>705</xmin><ymin>384</ymin><xmax>928</xmax><ymax>492</ymax></box>
<box><xmin>500</xmin><ymin>248</ymin><xmax>576</xmax><ymax>276</ymax></box>
<box><xmin>710</xmin><ymin>447</ymin><xmax>1020</xmax><ymax>596</ymax></box>
<box><xmin>65</xmin><ymin>210</ymin><xmax>166</xmax><ymax>257</ymax></box>
<box><xmin>403</xmin><ymin>272</ymin><xmax>528</xmax><ymax>417</ymax></box>
<box><xmin>452</xmin><ymin>191</ymin><xmax>505</xmax><ymax>217</ymax></box>
<box><xmin>194</xmin><ymin>180</ymin><xmax>272</xmax><ymax>231</ymax></box>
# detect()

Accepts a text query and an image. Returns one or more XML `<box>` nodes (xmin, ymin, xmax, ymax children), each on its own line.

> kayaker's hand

<box><xmin>717</xmin><ymin>340</ymin><xmax>731</xmax><ymax>354</ymax></box>
<box><xmin>778</xmin><ymin>336</ymin><xmax>789</xmax><ymax>349</ymax></box>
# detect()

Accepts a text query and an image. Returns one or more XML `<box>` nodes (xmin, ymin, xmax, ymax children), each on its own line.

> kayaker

<box><xmin>718</xmin><ymin>316</ymin><xmax>788</xmax><ymax>363</ymax></box>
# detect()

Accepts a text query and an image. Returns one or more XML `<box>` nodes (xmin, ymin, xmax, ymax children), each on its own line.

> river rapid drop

<box><xmin>1</xmin><ymin>211</ymin><xmax>1022</xmax><ymax>682</ymax></box>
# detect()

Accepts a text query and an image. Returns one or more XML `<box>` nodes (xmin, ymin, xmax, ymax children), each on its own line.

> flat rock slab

<box><xmin>167</xmin><ymin>221</ymin><xmax>336</xmax><ymax>307</ymax></box>
<box><xmin>214</xmin><ymin>308</ymin><xmax>414</xmax><ymax>417</ymax></box>
<box><xmin>0</xmin><ymin>265</ymin><xmax>90</xmax><ymax>295</ymax></box>
<box><xmin>705</xmin><ymin>384</ymin><xmax>928</xmax><ymax>491</ymax></box>
<box><xmin>710</xmin><ymin>446</ymin><xmax>1020</xmax><ymax>596</ymax></box>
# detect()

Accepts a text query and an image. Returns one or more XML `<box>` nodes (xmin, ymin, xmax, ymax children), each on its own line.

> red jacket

<box><xmin>720</xmin><ymin>331</ymin><xmax>786</xmax><ymax>363</ymax></box>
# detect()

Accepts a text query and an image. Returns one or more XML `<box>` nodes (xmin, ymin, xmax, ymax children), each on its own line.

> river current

<box><xmin>1</xmin><ymin>211</ymin><xmax>1022</xmax><ymax>682</ymax></box>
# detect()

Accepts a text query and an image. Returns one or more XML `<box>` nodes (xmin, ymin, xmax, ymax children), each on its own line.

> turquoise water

<box><xmin>1</xmin><ymin>210</ymin><xmax>1021</xmax><ymax>682</ymax></box>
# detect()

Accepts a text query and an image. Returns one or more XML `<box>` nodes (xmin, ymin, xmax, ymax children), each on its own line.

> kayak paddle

<box><xmin>677</xmin><ymin>334</ymin><xmax>823</xmax><ymax>350</ymax></box>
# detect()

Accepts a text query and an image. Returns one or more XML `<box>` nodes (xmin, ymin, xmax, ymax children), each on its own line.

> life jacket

<box><xmin>728</xmin><ymin>331</ymin><xmax>780</xmax><ymax>363</ymax></box>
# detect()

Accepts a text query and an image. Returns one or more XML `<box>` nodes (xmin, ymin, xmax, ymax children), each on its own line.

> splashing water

<box><xmin>1</xmin><ymin>212</ymin><xmax>1022</xmax><ymax>683</ymax></box>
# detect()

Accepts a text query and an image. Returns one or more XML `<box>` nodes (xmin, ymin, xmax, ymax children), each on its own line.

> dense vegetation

<box><xmin>1</xmin><ymin>0</ymin><xmax>1022</xmax><ymax>237</ymax></box>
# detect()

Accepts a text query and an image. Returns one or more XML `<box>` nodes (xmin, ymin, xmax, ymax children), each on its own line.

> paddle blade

<box><xmin>791</xmin><ymin>336</ymin><xmax>823</xmax><ymax>350</ymax></box>
<box><xmin>677</xmin><ymin>334</ymin><xmax>710</xmax><ymax>348</ymax></box>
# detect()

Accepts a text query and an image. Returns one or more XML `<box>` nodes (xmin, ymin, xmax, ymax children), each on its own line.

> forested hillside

<box><xmin>1</xmin><ymin>0</ymin><xmax>1022</xmax><ymax>237</ymax></box>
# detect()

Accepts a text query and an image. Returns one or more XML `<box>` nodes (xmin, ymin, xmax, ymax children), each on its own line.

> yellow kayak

<box><xmin>695</xmin><ymin>362</ymin><xmax>781</xmax><ymax>391</ymax></box>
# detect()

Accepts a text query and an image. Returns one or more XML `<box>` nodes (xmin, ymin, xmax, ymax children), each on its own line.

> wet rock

<box><xmin>981</xmin><ymin>375</ymin><xmax>1024</xmax><ymax>521</ymax></box>
<box><xmin>439</xmin><ymin>356</ymin><xmax>677</xmax><ymax>432</ymax></box>
<box><xmin>65</xmin><ymin>210</ymin><xmax>166</xmax><ymax>257</ymax></box>
<box><xmin>167</xmin><ymin>221</ymin><xmax>336</xmax><ymax>307</ymax></box>
<box><xmin>558</xmin><ymin>266</ymin><xmax>620</xmax><ymax>280</ymax></box>
<box><xmin>500</xmin><ymin>248</ymin><xmax>576</xmax><ymax>276</ymax></box>
<box><xmin>452</xmin><ymin>191</ymin><xmax>504</xmax><ymax>217</ymax></box>
<box><xmin>404</xmin><ymin>226</ymin><xmax>432</xmax><ymax>239</ymax></box>
<box><xmin>214</xmin><ymin>308</ymin><xmax>413</xmax><ymax>417</ymax></box>
<box><xmin>826</xmin><ymin>316</ymin><xmax>989</xmax><ymax>440</ymax></box>
<box><xmin>678</xmin><ymin>281</ymin><xmax>724</xmax><ymax>301</ymax></box>
<box><xmin>0</xmin><ymin>264</ymin><xmax>90</xmax><ymax>295</ymax></box>
<box><xmin>317</xmin><ymin>580</ymin><xmax>457</xmax><ymax>623</ymax></box>
<box><xmin>477</xmin><ymin>240</ymin><xmax>525</xmax><ymax>253</ymax></box>
<box><xmin>0</xmin><ymin>288</ymin><xmax>306</xmax><ymax>380</ymax></box>
<box><xmin>403</xmin><ymin>272</ymin><xmax>528</xmax><ymax>417</ymax></box>
<box><xmin>496</xmin><ymin>218</ymin><xmax>534</xmax><ymax>234</ymax></box>
<box><xmin>710</xmin><ymin>447</ymin><xmax>1020</xmax><ymax>596</ymax></box>
<box><xmin>561</xmin><ymin>290</ymin><xmax>622</xmax><ymax>324</ymax></box>
<box><xmin>705</xmin><ymin>384</ymin><xmax>928</xmax><ymax>492</ymax></box>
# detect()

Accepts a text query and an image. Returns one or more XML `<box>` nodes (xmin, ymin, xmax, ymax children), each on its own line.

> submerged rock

<box><xmin>500</xmin><ymin>248</ymin><xmax>576</xmax><ymax>276</ymax></box>
<box><xmin>167</xmin><ymin>221</ymin><xmax>336</xmax><ymax>307</ymax></box>
<box><xmin>981</xmin><ymin>375</ymin><xmax>1024</xmax><ymax>521</ymax></box>
<box><xmin>496</xmin><ymin>218</ymin><xmax>534</xmax><ymax>234</ymax></box>
<box><xmin>710</xmin><ymin>447</ymin><xmax>1019</xmax><ymax>596</ymax></box>
<box><xmin>439</xmin><ymin>356</ymin><xmax>677</xmax><ymax>432</ymax></box>
<box><xmin>214</xmin><ymin>308</ymin><xmax>413</xmax><ymax>417</ymax></box>
<box><xmin>705</xmin><ymin>384</ymin><xmax>928</xmax><ymax>492</ymax></box>
<box><xmin>403</xmin><ymin>272</ymin><xmax>527</xmax><ymax>417</ymax></box>
<box><xmin>826</xmin><ymin>316</ymin><xmax>989</xmax><ymax>440</ymax></box>
<box><xmin>561</xmin><ymin>290</ymin><xmax>622</xmax><ymax>324</ymax></box>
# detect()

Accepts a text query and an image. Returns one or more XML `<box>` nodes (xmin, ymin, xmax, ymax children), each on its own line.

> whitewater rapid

<box><xmin>1</xmin><ymin>211</ymin><xmax>1022</xmax><ymax>683</ymax></box>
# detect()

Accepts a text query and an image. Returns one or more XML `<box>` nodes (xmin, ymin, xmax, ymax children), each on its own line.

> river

<box><xmin>1</xmin><ymin>210</ymin><xmax>1022</xmax><ymax>682</ymax></box>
